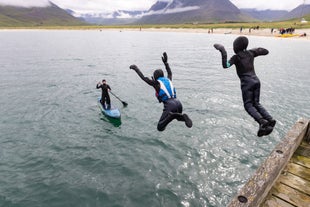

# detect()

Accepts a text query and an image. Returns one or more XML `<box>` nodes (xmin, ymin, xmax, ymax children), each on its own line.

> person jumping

<box><xmin>130</xmin><ymin>52</ymin><xmax>192</xmax><ymax>131</ymax></box>
<box><xmin>214</xmin><ymin>36</ymin><xmax>276</xmax><ymax>137</ymax></box>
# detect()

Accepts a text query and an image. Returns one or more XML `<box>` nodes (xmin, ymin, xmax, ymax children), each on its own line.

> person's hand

<box><xmin>214</xmin><ymin>44</ymin><xmax>225</xmax><ymax>51</ymax></box>
<box><xmin>162</xmin><ymin>52</ymin><xmax>168</xmax><ymax>64</ymax></box>
<box><xmin>130</xmin><ymin>65</ymin><xmax>138</xmax><ymax>70</ymax></box>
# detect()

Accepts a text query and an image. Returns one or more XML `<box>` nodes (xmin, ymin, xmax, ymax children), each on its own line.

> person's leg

<box><xmin>253</xmin><ymin>82</ymin><xmax>276</xmax><ymax>127</ymax></box>
<box><xmin>106</xmin><ymin>95</ymin><xmax>111</xmax><ymax>109</ymax></box>
<box><xmin>157</xmin><ymin>102</ymin><xmax>174</xmax><ymax>131</ymax></box>
<box><xmin>169</xmin><ymin>99</ymin><xmax>192</xmax><ymax>128</ymax></box>
<box><xmin>242</xmin><ymin>82</ymin><xmax>263</xmax><ymax>123</ymax></box>
<box><xmin>100</xmin><ymin>95</ymin><xmax>104</xmax><ymax>105</ymax></box>
<box><xmin>253</xmin><ymin>82</ymin><xmax>273</xmax><ymax>120</ymax></box>
<box><xmin>241</xmin><ymin>79</ymin><xmax>272</xmax><ymax>136</ymax></box>
<box><xmin>100</xmin><ymin>96</ymin><xmax>106</xmax><ymax>108</ymax></box>
<box><xmin>157</xmin><ymin>99</ymin><xmax>192</xmax><ymax>131</ymax></box>
<box><xmin>101</xmin><ymin>95</ymin><xmax>109</xmax><ymax>109</ymax></box>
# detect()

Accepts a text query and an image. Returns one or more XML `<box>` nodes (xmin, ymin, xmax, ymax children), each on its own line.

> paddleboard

<box><xmin>97</xmin><ymin>97</ymin><xmax>121</xmax><ymax>119</ymax></box>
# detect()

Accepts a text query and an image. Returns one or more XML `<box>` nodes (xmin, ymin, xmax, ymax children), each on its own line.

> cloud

<box><xmin>144</xmin><ymin>6</ymin><xmax>200</xmax><ymax>16</ymax></box>
<box><xmin>51</xmin><ymin>0</ymin><xmax>156</xmax><ymax>15</ymax></box>
<box><xmin>0</xmin><ymin>0</ymin><xmax>51</xmax><ymax>7</ymax></box>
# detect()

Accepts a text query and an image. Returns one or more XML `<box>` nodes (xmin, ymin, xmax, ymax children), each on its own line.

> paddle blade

<box><xmin>122</xmin><ymin>101</ymin><xmax>128</xmax><ymax>107</ymax></box>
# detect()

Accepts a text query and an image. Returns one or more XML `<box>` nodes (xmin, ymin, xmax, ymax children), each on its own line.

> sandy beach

<box><xmin>1</xmin><ymin>27</ymin><xmax>309</xmax><ymax>40</ymax></box>
<box><xmin>131</xmin><ymin>27</ymin><xmax>310</xmax><ymax>40</ymax></box>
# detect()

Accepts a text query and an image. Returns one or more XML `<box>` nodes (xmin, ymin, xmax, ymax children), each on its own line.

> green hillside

<box><xmin>0</xmin><ymin>3</ymin><xmax>87</xmax><ymax>27</ymax></box>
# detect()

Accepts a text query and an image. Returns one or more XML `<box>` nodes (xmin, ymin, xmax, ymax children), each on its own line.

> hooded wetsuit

<box><xmin>216</xmin><ymin>36</ymin><xmax>273</xmax><ymax>123</ymax></box>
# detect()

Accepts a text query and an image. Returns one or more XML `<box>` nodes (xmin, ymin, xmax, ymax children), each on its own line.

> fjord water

<box><xmin>0</xmin><ymin>30</ymin><xmax>309</xmax><ymax>207</ymax></box>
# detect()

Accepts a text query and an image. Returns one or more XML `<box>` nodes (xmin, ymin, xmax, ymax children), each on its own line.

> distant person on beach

<box><xmin>213</xmin><ymin>36</ymin><xmax>276</xmax><ymax>137</ymax></box>
<box><xmin>96</xmin><ymin>79</ymin><xmax>111</xmax><ymax>109</ymax></box>
<box><xmin>130</xmin><ymin>52</ymin><xmax>192</xmax><ymax>131</ymax></box>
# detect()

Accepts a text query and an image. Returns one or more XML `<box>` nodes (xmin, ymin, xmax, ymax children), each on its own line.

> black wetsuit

<box><xmin>96</xmin><ymin>83</ymin><xmax>111</xmax><ymax>108</ymax></box>
<box><xmin>130</xmin><ymin>57</ymin><xmax>191</xmax><ymax>131</ymax></box>
<box><xmin>228</xmin><ymin>49</ymin><xmax>273</xmax><ymax>123</ymax></box>
<box><xmin>214</xmin><ymin>38</ymin><xmax>273</xmax><ymax>124</ymax></box>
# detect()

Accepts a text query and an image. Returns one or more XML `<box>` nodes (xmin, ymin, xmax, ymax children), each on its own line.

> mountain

<box><xmin>282</xmin><ymin>4</ymin><xmax>310</xmax><ymax>20</ymax></box>
<box><xmin>240</xmin><ymin>9</ymin><xmax>288</xmax><ymax>21</ymax></box>
<box><xmin>241</xmin><ymin>4</ymin><xmax>310</xmax><ymax>22</ymax></box>
<box><xmin>0</xmin><ymin>2</ymin><xmax>86</xmax><ymax>27</ymax></box>
<box><xmin>135</xmin><ymin>0</ymin><xmax>254</xmax><ymax>24</ymax></box>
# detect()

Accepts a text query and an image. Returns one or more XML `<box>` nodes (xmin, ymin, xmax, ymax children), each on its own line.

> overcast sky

<box><xmin>0</xmin><ymin>0</ymin><xmax>308</xmax><ymax>14</ymax></box>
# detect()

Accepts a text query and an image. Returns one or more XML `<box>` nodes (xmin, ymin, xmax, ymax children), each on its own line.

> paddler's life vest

<box><xmin>156</xmin><ymin>77</ymin><xmax>176</xmax><ymax>102</ymax></box>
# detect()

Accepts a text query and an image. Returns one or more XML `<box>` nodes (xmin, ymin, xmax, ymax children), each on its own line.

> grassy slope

<box><xmin>0</xmin><ymin>5</ymin><xmax>86</xmax><ymax>27</ymax></box>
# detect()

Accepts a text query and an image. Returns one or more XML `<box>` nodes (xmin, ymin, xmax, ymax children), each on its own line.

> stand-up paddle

<box><xmin>110</xmin><ymin>91</ymin><xmax>128</xmax><ymax>107</ymax></box>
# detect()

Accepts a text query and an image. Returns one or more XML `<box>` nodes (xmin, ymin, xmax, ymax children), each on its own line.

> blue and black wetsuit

<box><xmin>156</xmin><ymin>76</ymin><xmax>184</xmax><ymax>131</ymax></box>
<box><xmin>214</xmin><ymin>36</ymin><xmax>276</xmax><ymax>136</ymax></box>
<box><xmin>130</xmin><ymin>52</ymin><xmax>192</xmax><ymax>131</ymax></box>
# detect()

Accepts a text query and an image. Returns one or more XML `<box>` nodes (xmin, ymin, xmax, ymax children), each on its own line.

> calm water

<box><xmin>0</xmin><ymin>30</ymin><xmax>309</xmax><ymax>207</ymax></box>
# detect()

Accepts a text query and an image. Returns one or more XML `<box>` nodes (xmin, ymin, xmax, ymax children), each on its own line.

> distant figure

<box><xmin>96</xmin><ymin>79</ymin><xmax>111</xmax><ymax>109</ymax></box>
<box><xmin>130</xmin><ymin>52</ymin><xmax>192</xmax><ymax>131</ymax></box>
<box><xmin>240</xmin><ymin>26</ymin><xmax>243</xmax><ymax>33</ymax></box>
<box><xmin>214</xmin><ymin>36</ymin><xmax>276</xmax><ymax>137</ymax></box>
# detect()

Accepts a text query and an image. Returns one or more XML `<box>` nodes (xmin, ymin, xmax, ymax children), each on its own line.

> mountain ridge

<box><xmin>136</xmin><ymin>0</ymin><xmax>254</xmax><ymax>24</ymax></box>
<box><xmin>0</xmin><ymin>2</ymin><xmax>86</xmax><ymax>27</ymax></box>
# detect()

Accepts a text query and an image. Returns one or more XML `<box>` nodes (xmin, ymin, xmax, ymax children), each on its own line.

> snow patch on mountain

<box><xmin>145</xmin><ymin>6</ymin><xmax>200</xmax><ymax>16</ymax></box>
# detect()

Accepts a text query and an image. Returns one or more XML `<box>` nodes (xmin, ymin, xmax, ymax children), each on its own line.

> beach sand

<box><xmin>119</xmin><ymin>27</ymin><xmax>310</xmax><ymax>40</ymax></box>
<box><xmin>1</xmin><ymin>27</ymin><xmax>309</xmax><ymax>40</ymax></box>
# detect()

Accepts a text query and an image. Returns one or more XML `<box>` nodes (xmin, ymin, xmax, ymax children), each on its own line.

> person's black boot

<box><xmin>257</xmin><ymin>119</ymin><xmax>273</xmax><ymax>137</ymax></box>
<box><xmin>183</xmin><ymin>114</ymin><xmax>193</xmax><ymax>128</ymax></box>
<box><xmin>267</xmin><ymin>119</ymin><xmax>276</xmax><ymax>127</ymax></box>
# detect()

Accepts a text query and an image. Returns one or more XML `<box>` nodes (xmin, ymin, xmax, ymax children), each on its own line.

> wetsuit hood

<box><xmin>153</xmin><ymin>69</ymin><xmax>164</xmax><ymax>80</ymax></box>
<box><xmin>233</xmin><ymin>36</ymin><xmax>248</xmax><ymax>54</ymax></box>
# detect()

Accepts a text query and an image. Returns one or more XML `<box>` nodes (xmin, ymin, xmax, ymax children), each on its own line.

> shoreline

<box><xmin>1</xmin><ymin>27</ymin><xmax>309</xmax><ymax>40</ymax></box>
<box><xmin>129</xmin><ymin>28</ymin><xmax>310</xmax><ymax>40</ymax></box>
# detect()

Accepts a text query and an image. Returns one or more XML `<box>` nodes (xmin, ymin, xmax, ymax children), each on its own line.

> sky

<box><xmin>0</xmin><ymin>0</ymin><xmax>308</xmax><ymax>15</ymax></box>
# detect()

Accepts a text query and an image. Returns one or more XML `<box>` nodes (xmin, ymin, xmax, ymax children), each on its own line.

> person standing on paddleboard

<box><xmin>214</xmin><ymin>36</ymin><xmax>276</xmax><ymax>137</ymax></box>
<box><xmin>130</xmin><ymin>52</ymin><xmax>192</xmax><ymax>131</ymax></box>
<box><xmin>96</xmin><ymin>79</ymin><xmax>111</xmax><ymax>109</ymax></box>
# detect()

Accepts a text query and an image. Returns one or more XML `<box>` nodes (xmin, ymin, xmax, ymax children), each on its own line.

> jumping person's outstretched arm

<box><xmin>162</xmin><ymin>52</ymin><xmax>172</xmax><ymax>80</ymax></box>
<box><xmin>130</xmin><ymin>64</ymin><xmax>156</xmax><ymax>87</ymax></box>
<box><xmin>250</xmin><ymin>48</ymin><xmax>269</xmax><ymax>57</ymax></box>
<box><xmin>214</xmin><ymin>44</ymin><xmax>231</xmax><ymax>68</ymax></box>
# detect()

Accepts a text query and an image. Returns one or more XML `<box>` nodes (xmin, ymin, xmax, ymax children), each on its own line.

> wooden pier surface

<box><xmin>228</xmin><ymin>118</ymin><xmax>310</xmax><ymax>207</ymax></box>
